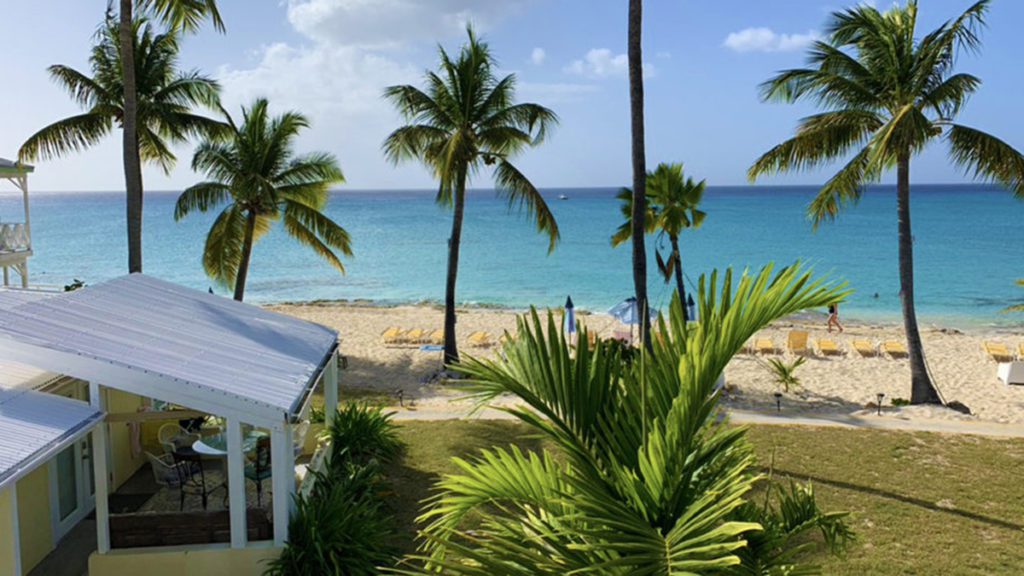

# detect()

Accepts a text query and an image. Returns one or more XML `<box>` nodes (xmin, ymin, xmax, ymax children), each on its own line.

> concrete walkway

<box><xmin>389</xmin><ymin>403</ymin><xmax>1024</xmax><ymax>438</ymax></box>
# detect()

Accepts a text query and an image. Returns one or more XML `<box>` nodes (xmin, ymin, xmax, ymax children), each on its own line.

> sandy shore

<box><xmin>268</xmin><ymin>303</ymin><xmax>1024</xmax><ymax>425</ymax></box>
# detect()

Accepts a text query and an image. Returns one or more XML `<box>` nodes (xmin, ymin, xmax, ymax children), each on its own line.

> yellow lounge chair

<box><xmin>883</xmin><ymin>340</ymin><xmax>908</xmax><ymax>359</ymax></box>
<box><xmin>817</xmin><ymin>338</ymin><xmax>842</xmax><ymax>356</ymax></box>
<box><xmin>1019</xmin><ymin>343</ymin><xmax>1024</xmax><ymax>360</ymax></box>
<box><xmin>754</xmin><ymin>338</ymin><xmax>776</xmax><ymax>355</ymax></box>
<box><xmin>426</xmin><ymin>329</ymin><xmax>444</xmax><ymax>345</ymax></box>
<box><xmin>983</xmin><ymin>342</ymin><xmax>1013</xmax><ymax>362</ymax></box>
<box><xmin>467</xmin><ymin>331</ymin><xmax>494</xmax><ymax>348</ymax></box>
<box><xmin>381</xmin><ymin>326</ymin><xmax>405</xmax><ymax>345</ymax></box>
<box><xmin>787</xmin><ymin>330</ymin><xmax>810</xmax><ymax>355</ymax></box>
<box><xmin>400</xmin><ymin>328</ymin><xmax>428</xmax><ymax>344</ymax></box>
<box><xmin>853</xmin><ymin>339</ymin><xmax>877</xmax><ymax>357</ymax></box>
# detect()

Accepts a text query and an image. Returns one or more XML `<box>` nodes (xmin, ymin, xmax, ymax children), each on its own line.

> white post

<box><xmin>19</xmin><ymin>175</ymin><xmax>30</xmax><ymax>254</ymax></box>
<box><xmin>271</xmin><ymin>422</ymin><xmax>295</xmax><ymax>546</ymax></box>
<box><xmin>226</xmin><ymin>418</ymin><xmax>247</xmax><ymax>548</ymax></box>
<box><xmin>10</xmin><ymin>483</ymin><xmax>21</xmax><ymax>576</ymax></box>
<box><xmin>324</xmin><ymin>351</ymin><xmax>339</xmax><ymax>427</ymax></box>
<box><xmin>90</xmin><ymin>383</ymin><xmax>110</xmax><ymax>554</ymax></box>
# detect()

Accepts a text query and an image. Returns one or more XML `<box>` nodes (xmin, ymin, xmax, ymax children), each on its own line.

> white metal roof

<box><xmin>0</xmin><ymin>360</ymin><xmax>102</xmax><ymax>491</ymax></box>
<box><xmin>0</xmin><ymin>274</ymin><xmax>339</xmax><ymax>427</ymax></box>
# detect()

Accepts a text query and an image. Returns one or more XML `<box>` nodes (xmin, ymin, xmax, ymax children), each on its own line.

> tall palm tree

<box><xmin>627</xmin><ymin>0</ymin><xmax>651</xmax><ymax>346</ymax></box>
<box><xmin>119</xmin><ymin>0</ymin><xmax>224</xmax><ymax>274</ymax></box>
<box><xmin>613</xmin><ymin>163</ymin><xmax>707</xmax><ymax>320</ymax></box>
<box><xmin>393</xmin><ymin>264</ymin><xmax>852</xmax><ymax>574</ymax></box>
<box><xmin>748</xmin><ymin>0</ymin><xmax>1024</xmax><ymax>404</ymax></box>
<box><xmin>174</xmin><ymin>98</ymin><xmax>350</xmax><ymax>301</ymax></box>
<box><xmin>19</xmin><ymin>17</ymin><xmax>224</xmax><ymax>187</ymax></box>
<box><xmin>383</xmin><ymin>27</ymin><xmax>558</xmax><ymax>366</ymax></box>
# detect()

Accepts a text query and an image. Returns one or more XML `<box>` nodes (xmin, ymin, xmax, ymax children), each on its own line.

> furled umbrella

<box><xmin>607</xmin><ymin>297</ymin><xmax>656</xmax><ymax>342</ymax></box>
<box><xmin>564</xmin><ymin>296</ymin><xmax>576</xmax><ymax>339</ymax></box>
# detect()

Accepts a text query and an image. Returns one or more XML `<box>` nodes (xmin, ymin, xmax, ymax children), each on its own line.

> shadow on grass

<box><xmin>769</xmin><ymin>466</ymin><xmax>1024</xmax><ymax>532</ymax></box>
<box><xmin>385</xmin><ymin>420</ymin><xmax>546</xmax><ymax>556</ymax></box>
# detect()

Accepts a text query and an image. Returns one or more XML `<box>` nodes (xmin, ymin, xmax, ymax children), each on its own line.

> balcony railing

<box><xmin>0</xmin><ymin>222</ymin><xmax>29</xmax><ymax>253</ymax></box>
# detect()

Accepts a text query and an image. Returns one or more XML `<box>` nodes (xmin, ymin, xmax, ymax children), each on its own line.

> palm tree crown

<box><xmin>748</xmin><ymin>0</ymin><xmax>1024</xmax><ymax>404</ymax></box>
<box><xmin>383</xmin><ymin>27</ymin><xmax>558</xmax><ymax>364</ymax></box>
<box><xmin>19</xmin><ymin>16</ymin><xmax>224</xmax><ymax>173</ymax></box>
<box><xmin>394</xmin><ymin>264</ymin><xmax>852</xmax><ymax>574</ymax></box>
<box><xmin>613</xmin><ymin>162</ymin><xmax>707</xmax><ymax>319</ymax></box>
<box><xmin>175</xmin><ymin>98</ymin><xmax>350</xmax><ymax>301</ymax></box>
<box><xmin>749</xmin><ymin>0</ymin><xmax>1023</xmax><ymax>216</ymax></box>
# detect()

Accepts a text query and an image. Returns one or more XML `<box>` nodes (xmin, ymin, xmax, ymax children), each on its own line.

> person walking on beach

<box><xmin>827</xmin><ymin>302</ymin><xmax>843</xmax><ymax>333</ymax></box>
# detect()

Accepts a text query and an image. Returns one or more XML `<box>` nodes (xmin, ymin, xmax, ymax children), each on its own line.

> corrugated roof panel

<box><xmin>0</xmin><ymin>363</ymin><xmax>102</xmax><ymax>490</ymax></box>
<box><xmin>0</xmin><ymin>274</ymin><xmax>338</xmax><ymax>417</ymax></box>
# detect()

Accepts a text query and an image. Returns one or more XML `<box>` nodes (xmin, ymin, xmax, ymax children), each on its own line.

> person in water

<box><xmin>827</xmin><ymin>302</ymin><xmax>843</xmax><ymax>333</ymax></box>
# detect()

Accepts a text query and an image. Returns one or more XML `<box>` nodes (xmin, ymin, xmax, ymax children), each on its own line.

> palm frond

<box><xmin>18</xmin><ymin>113</ymin><xmax>113</xmax><ymax>163</ymax></box>
<box><xmin>141</xmin><ymin>0</ymin><xmax>225</xmax><ymax>33</ymax></box>
<box><xmin>175</xmin><ymin>181</ymin><xmax>231</xmax><ymax>220</ymax></box>
<box><xmin>493</xmin><ymin>160</ymin><xmax>559</xmax><ymax>253</ymax></box>
<box><xmin>947</xmin><ymin>124</ymin><xmax>1024</xmax><ymax>197</ymax></box>
<box><xmin>202</xmin><ymin>205</ymin><xmax>245</xmax><ymax>288</ymax></box>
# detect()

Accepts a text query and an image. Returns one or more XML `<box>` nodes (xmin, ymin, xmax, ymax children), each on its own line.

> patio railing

<box><xmin>0</xmin><ymin>222</ymin><xmax>29</xmax><ymax>252</ymax></box>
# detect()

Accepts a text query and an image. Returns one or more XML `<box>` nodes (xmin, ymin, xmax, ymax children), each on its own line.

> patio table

<box><xmin>192</xmin><ymin>430</ymin><xmax>267</xmax><ymax>457</ymax></box>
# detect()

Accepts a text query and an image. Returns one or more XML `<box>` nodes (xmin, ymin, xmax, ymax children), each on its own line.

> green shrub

<box><xmin>265</xmin><ymin>403</ymin><xmax>404</xmax><ymax>575</ymax></box>
<box><xmin>327</xmin><ymin>403</ymin><xmax>402</xmax><ymax>467</ymax></box>
<box><xmin>264</xmin><ymin>464</ymin><xmax>395</xmax><ymax>576</ymax></box>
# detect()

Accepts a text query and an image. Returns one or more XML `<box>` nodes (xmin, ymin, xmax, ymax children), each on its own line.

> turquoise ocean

<box><xmin>2</xmin><ymin>184</ymin><xmax>1021</xmax><ymax>329</ymax></box>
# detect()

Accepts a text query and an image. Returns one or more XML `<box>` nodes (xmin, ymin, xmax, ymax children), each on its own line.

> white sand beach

<box><xmin>270</xmin><ymin>302</ymin><xmax>1024</xmax><ymax>425</ymax></box>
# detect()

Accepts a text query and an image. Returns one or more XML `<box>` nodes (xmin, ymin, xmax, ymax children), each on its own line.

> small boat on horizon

<box><xmin>558</xmin><ymin>193</ymin><xmax>569</xmax><ymax>200</ymax></box>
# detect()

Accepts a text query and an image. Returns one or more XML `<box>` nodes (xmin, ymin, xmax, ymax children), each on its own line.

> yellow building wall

<box><xmin>88</xmin><ymin>544</ymin><xmax>282</xmax><ymax>576</ymax></box>
<box><xmin>106</xmin><ymin>389</ymin><xmax>147</xmax><ymax>489</ymax></box>
<box><xmin>16</xmin><ymin>466</ymin><xmax>54</xmax><ymax>575</ymax></box>
<box><xmin>0</xmin><ymin>487</ymin><xmax>17</xmax><ymax>576</ymax></box>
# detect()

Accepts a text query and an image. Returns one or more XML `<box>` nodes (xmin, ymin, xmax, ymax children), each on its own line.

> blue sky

<box><xmin>2</xmin><ymin>0</ymin><xmax>1023</xmax><ymax>192</ymax></box>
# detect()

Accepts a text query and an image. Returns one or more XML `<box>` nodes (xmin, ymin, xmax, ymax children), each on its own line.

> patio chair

<box><xmin>754</xmin><ymin>338</ymin><xmax>777</xmax><ymax>355</ymax></box>
<box><xmin>158</xmin><ymin>423</ymin><xmax>200</xmax><ymax>455</ymax></box>
<box><xmin>171</xmin><ymin>449</ymin><xmax>223</xmax><ymax>511</ymax></box>
<box><xmin>883</xmin><ymin>340</ymin><xmax>908</xmax><ymax>359</ymax></box>
<box><xmin>146</xmin><ymin>451</ymin><xmax>189</xmax><ymax>489</ymax></box>
<box><xmin>246</xmin><ymin>436</ymin><xmax>273</xmax><ymax>507</ymax></box>
<box><xmin>983</xmin><ymin>342</ymin><xmax>1013</xmax><ymax>362</ymax></box>
<box><xmin>381</xmin><ymin>327</ymin><xmax>405</xmax><ymax>345</ymax></box>
<box><xmin>426</xmin><ymin>329</ymin><xmax>444</xmax><ymax>345</ymax></box>
<box><xmin>787</xmin><ymin>330</ymin><xmax>810</xmax><ymax>356</ymax></box>
<box><xmin>467</xmin><ymin>331</ymin><xmax>495</xmax><ymax>348</ymax></box>
<box><xmin>817</xmin><ymin>338</ymin><xmax>843</xmax><ymax>356</ymax></box>
<box><xmin>853</xmin><ymin>339</ymin><xmax>877</xmax><ymax>357</ymax></box>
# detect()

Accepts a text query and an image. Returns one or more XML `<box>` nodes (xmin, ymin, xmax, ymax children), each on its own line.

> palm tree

<box><xmin>19</xmin><ymin>17</ymin><xmax>224</xmax><ymax>188</ymax></box>
<box><xmin>392</xmin><ymin>263</ymin><xmax>852</xmax><ymax>574</ymax></box>
<box><xmin>119</xmin><ymin>0</ymin><xmax>224</xmax><ymax>273</ymax></box>
<box><xmin>748</xmin><ymin>0</ymin><xmax>1024</xmax><ymax>404</ymax></box>
<box><xmin>613</xmin><ymin>163</ymin><xmax>706</xmax><ymax>320</ymax></box>
<box><xmin>627</xmin><ymin>0</ymin><xmax>651</xmax><ymax>346</ymax></box>
<box><xmin>174</xmin><ymin>98</ymin><xmax>350</xmax><ymax>301</ymax></box>
<box><xmin>383</xmin><ymin>27</ymin><xmax>558</xmax><ymax>366</ymax></box>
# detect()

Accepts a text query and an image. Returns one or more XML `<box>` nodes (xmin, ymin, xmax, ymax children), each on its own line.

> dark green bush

<box><xmin>265</xmin><ymin>403</ymin><xmax>403</xmax><ymax>575</ymax></box>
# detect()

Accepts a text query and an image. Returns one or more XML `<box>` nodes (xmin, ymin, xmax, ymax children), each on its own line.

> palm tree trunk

<box><xmin>627</xmin><ymin>0</ymin><xmax>650</xmax><ymax>347</ymax></box>
<box><xmin>233</xmin><ymin>212</ymin><xmax>257</xmax><ymax>302</ymax></box>
<box><xmin>670</xmin><ymin>235</ymin><xmax>687</xmax><ymax>321</ymax></box>
<box><xmin>443</xmin><ymin>175</ymin><xmax>467</xmax><ymax>366</ymax></box>
<box><xmin>120</xmin><ymin>0</ymin><xmax>144</xmax><ymax>273</ymax></box>
<box><xmin>897</xmin><ymin>153</ymin><xmax>941</xmax><ymax>404</ymax></box>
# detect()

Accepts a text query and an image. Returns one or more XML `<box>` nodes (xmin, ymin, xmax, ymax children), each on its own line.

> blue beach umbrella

<box><xmin>564</xmin><ymin>296</ymin><xmax>576</xmax><ymax>335</ymax></box>
<box><xmin>608</xmin><ymin>297</ymin><xmax>656</xmax><ymax>340</ymax></box>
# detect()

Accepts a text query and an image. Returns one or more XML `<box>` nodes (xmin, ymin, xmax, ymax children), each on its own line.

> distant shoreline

<box><xmin>268</xmin><ymin>297</ymin><xmax>1024</xmax><ymax>335</ymax></box>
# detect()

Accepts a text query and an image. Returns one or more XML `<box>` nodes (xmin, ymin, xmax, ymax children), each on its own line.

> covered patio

<box><xmin>0</xmin><ymin>274</ymin><xmax>340</xmax><ymax>573</ymax></box>
<box><xmin>0</xmin><ymin>157</ymin><xmax>34</xmax><ymax>288</ymax></box>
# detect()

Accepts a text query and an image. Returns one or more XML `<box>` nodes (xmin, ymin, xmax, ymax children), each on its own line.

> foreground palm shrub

<box><xmin>394</xmin><ymin>264</ymin><xmax>851</xmax><ymax>574</ymax></box>
<box><xmin>266</xmin><ymin>404</ymin><xmax>402</xmax><ymax>576</ymax></box>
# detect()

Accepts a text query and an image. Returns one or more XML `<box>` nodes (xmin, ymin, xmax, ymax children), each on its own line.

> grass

<box><xmin>385</xmin><ymin>420</ymin><xmax>1024</xmax><ymax>574</ymax></box>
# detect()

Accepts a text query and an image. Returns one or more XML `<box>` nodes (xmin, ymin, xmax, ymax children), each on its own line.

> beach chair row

<box><xmin>982</xmin><ymin>341</ymin><xmax>1024</xmax><ymax>363</ymax></box>
<box><xmin>745</xmin><ymin>330</ymin><xmax>911</xmax><ymax>359</ymax></box>
<box><xmin>380</xmin><ymin>327</ymin><xmax>496</xmax><ymax>348</ymax></box>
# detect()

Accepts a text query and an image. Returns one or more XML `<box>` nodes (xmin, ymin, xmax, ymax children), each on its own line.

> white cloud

<box><xmin>723</xmin><ymin>27</ymin><xmax>819</xmax><ymax>53</ymax></box>
<box><xmin>530</xmin><ymin>47</ymin><xmax>546</xmax><ymax>65</ymax></box>
<box><xmin>286</xmin><ymin>0</ymin><xmax>528</xmax><ymax>48</ymax></box>
<box><xmin>518</xmin><ymin>81</ymin><xmax>599</xmax><ymax>104</ymax></box>
<box><xmin>564</xmin><ymin>48</ymin><xmax>654</xmax><ymax>79</ymax></box>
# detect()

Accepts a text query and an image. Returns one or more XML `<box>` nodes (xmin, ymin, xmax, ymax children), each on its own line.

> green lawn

<box><xmin>385</xmin><ymin>420</ymin><xmax>1024</xmax><ymax>575</ymax></box>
